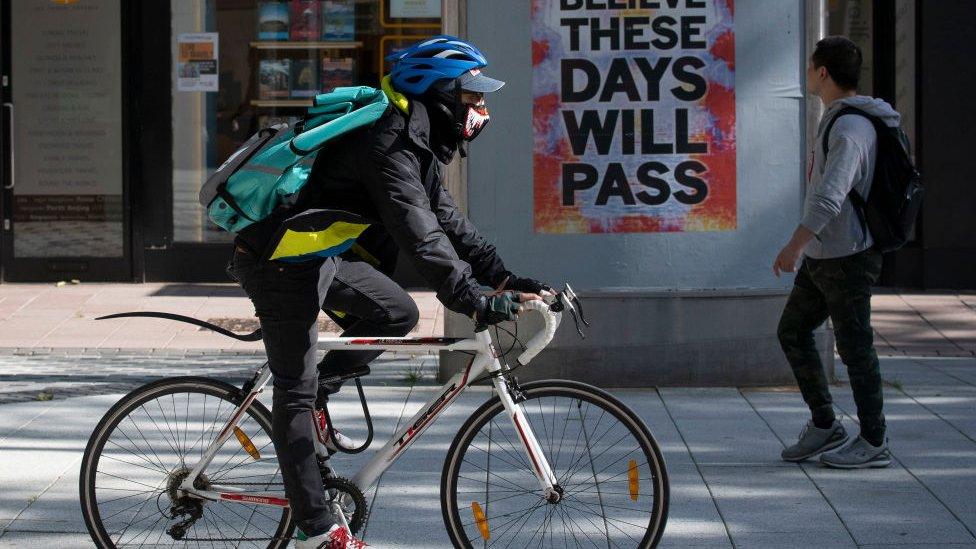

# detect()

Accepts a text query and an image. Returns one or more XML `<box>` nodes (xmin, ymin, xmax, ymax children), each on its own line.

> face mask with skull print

<box><xmin>459</xmin><ymin>102</ymin><xmax>490</xmax><ymax>142</ymax></box>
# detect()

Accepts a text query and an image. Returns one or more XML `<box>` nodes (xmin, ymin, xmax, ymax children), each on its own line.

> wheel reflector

<box><xmin>234</xmin><ymin>426</ymin><xmax>261</xmax><ymax>460</ymax></box>
<box><xmin>471</xmin><ymin>501</ymin><xmax>490</xmax><ymax>540</ymax></box>
<box><xmin>628</xmin><ymin>459</ymin><xmax>639</xmax><ymax>501</ymax></box>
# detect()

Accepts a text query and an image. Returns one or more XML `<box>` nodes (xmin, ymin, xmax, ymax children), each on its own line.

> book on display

<box><xmin>320</xmin><ymin>57</ymin><xmax>355</xmax><ymax>91</ymax></box>
<box><xmin>259</xmin><ymin>59</ymin><xmax>292</xmax><ymax>99</ymax></box>
<box><xmin>289</xmin><ymin>0</ymin><xmax>321</xmax><ymax>41</ymax></box>
<box><xmin>291</xmin><ymin>58</ymin><xmax>319</xmax><ymax>97</ymax></box>
<box><xmin>257</xmin><ymin>1</ymin><xmax>290</xmax><ymax>41</ymax></box>
<box><xmin>322</xmin><ymin>0</ymin><xmax>355</xmax><ymax>41</ymax></box>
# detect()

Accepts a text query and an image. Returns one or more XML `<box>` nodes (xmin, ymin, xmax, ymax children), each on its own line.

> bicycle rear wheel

<box><xmin>80</xmin><ymin>376</ymin><xmax>293</xmax><ymax>548</ymax></box>
<box><xmin>441</xmin><ymin>379</ymin><xmax>669</xmax><ymax>548</ymax></box>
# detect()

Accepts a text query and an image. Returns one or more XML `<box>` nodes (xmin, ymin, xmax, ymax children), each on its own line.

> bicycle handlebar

<box><xmin>515</xmin><ymin>298</ymin><xmax>561</xmax><ymax>366</ymax></box>
<box><xmin>512</xmin><ymin>285</ymin><xmax>586</xmax><ymax>367</ymax></box>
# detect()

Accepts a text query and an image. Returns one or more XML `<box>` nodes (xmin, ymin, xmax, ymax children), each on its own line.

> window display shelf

<box><xmin>250</xmin><ymin>41</ymin><xmax>363</xmax><ymax>50</ymax></box>
<box><xmin>251</xmin><ymin>99</ymin><xmax>314</xmax><ymax>108</ymax></box>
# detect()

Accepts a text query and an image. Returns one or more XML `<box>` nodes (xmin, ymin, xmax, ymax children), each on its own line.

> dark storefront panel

<box><xmin>918</xmin><ymin>0</ymin><xmax>976</xmax><ymax>289</ymax></box>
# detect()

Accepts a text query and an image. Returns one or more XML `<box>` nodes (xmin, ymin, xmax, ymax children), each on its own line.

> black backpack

<box><xmin>822</xmin><ymin>106</ymin><xmax>924</xmax><ymax>253</ymax></box>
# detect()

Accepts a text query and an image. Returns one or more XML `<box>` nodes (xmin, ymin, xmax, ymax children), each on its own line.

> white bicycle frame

<box><xmin>177</xmin><ymin>295</ymin><xmax>571</xmax><ymax>517</ymax></box>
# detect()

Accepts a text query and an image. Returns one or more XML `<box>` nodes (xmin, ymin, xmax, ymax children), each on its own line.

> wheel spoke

<box><xmin>449</xmin><ymin>387</ymin><xmax>667</xmax><ymax>548</ymax></box>
<box><xmin>83</xmin><ymin>381</ymin><xmax>290</xmax><ymax>547</ymax></box>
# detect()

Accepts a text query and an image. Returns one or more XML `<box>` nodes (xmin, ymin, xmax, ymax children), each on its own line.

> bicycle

<box><xmin>80</xmin><ymin>285</ymin><xmax>669</xmax><ymax>547</ymax></box>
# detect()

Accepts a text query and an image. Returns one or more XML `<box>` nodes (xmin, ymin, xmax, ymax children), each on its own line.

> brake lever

<box><xmin>573</xmin><ymin>296</ymin><xmax>590</xmax><ymax>326</ymax></box>
<box><xmin>568</xmin><ymin>307</ymin><xmax>586</xmax><ymax>339</ymax></box>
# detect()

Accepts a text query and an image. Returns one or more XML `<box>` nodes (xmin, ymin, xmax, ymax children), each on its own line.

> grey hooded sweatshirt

<box><xmin>802</xmin><ymin>95</ymin><xmax>902</xmax><ymax>259</ymax></box>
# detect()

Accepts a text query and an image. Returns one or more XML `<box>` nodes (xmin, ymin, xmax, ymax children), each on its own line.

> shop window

<box><xmin>893</xmin><ymin>0</ymin><xmax>915</xmax><ymax>156</ymax></box>
<box><xmin>827</xmin><ymin>0</ymin><xmax>873</xmax><ymax>97</ymax></box>
<box><xmin>170</xmin><ymin>0</ymin><xmax>442</xmax><ymax>243</ymax></box>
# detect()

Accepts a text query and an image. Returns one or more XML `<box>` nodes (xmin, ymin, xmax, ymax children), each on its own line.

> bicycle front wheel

<box><xmin>441</xmin><ymin>380</ymin><xmax>669</xmax><ymax>548</ymax></box>
<box><xmin>80</xmin><ymin>376</ymin><xmax>293</xmax><ymax>548</ymax></box>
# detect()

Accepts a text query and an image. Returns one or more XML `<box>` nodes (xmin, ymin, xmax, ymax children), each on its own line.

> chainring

<box><xmin>323</xmin><ymin>476</ymin><xmax>368</xmax><ymax>534</ymax></box>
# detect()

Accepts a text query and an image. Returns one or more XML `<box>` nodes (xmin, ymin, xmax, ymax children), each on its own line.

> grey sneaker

<box><xmin>781</xmin><ymin>420</ymin><xmax>849</xmax><ymax>462</ymax></box>
<box><xmin>820</xmin><ymin>436</ymin><xmax>891</xmax><ymax>469</ymax></box>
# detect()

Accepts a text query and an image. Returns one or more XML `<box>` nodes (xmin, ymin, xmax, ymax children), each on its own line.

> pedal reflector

<box><xmin>628</xmin><ymin>459</ymin><xmax>639</xmax><ymax>501</ymax></box>
<box><xmin>234</xmin><ymin>426</ymin><xmax>261</xmax><ymax>460</ymax></box>
<box><xmin>471</xmin><ymin>501</ymin><xmax>490</xmax><ymax>541</ymax></box>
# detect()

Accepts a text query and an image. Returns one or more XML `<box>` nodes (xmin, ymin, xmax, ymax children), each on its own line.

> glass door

<box><xmin>0</xmin><ymin>0</ymin><xmax>130</xmax><ymax>282</ymax></box>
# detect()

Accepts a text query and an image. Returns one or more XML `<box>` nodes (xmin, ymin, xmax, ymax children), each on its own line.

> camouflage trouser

<box><xmin>777</xmin><ymin>249</ymin><xmax>885</xmax><ymax>442</ymax></box>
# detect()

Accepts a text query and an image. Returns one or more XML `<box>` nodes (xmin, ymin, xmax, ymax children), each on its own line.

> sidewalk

<box><xmin>0</xmin><ymin>354</ymin><xmax>974</xmax><ymax>547</ymax></box>
<box><xmin>873</xmin><ymin>291</ymin><xmax>976</xmax><ymax>357</ymax></box>
<box><xmin>0</xmin><ymin>284</ymin><xmax>974</xmax><ymax>547</ymax></box>
<box><xmin>0</xmin><ymin>283</ymin><xmax>442</xmax><ymax>353</ymax></box>
<box><xmin>0</xmin><ymin>283</ymin><xmax>973</xmax><ymax>356</ymax></box>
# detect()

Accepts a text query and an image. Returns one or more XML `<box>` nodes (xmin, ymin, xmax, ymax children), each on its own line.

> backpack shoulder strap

<box><xmin>821</xmin><ymin>106</ymin><xmax>875</xmax><ymax>158</ymax></box>
<box><xmin>821</xmin><ymin>106</ymin><xmax>877</xmax><ymax>244</ymax></box>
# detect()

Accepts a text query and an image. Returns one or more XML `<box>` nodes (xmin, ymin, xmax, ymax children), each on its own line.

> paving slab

<box><xmin>730</xmin><ymin>531</ymin><xmax>857</xmax><ymax>548</ymax></box>
<box><xmin>0</xmin><ymin>394</ymin><xmax>118</xmax><ymax>528</ymax></box>
<box><xmin>0</xmin><ymin>530</ymin><xmax>94</xmax><ymax>548</ymax></box>
<box><xmin>910</xmin><ymin>356</ymin><xmax>976</xmax><ymax>387</ymax></box>
<box><xmin>618</xmin><ymin>391</ymin><xmax>733</xmax><ymax>548</ymax></box>
<box><xmin>858</xmin><ymin>545</ymin><xmax>976</xmax><ymax>549</ymax></box>
<box><xmin>828</xmin><ymin>393</ymin><xmax>976</xmax><ymax>544</ymax></box>
<box><xmin>658</xmin><ymin>388</ymin><xmax>787</xmax><ymax>466</ymax></box>
<box><xmin>700</xmin><ymin>465</ymin><xmax>851</xmax><ymax>536</ymax></box>
<box><xmin>0</xmin><ymin>400</ymin><xmax>57</xmax><ymax>442</ymax></box>
<box><xmin>747</xmin><ymin>377</ymin><xmax>976</xmax><ymax>548</ymax></box>
<box><xmin>870</xmin><ymin>293</ymin><xmax>976</xmax><ymax>357</ymax></box>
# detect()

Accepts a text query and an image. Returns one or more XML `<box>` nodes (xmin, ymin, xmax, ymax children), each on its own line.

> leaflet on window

<box><xmin>177</xmin><ymin>33</ymin><xmax>219</xmax><ymax>92</ymax></box>
<box><xmin>390</xmin><ymin>0</ymin><xmax>441</xmax><ymax>19</ymax></box>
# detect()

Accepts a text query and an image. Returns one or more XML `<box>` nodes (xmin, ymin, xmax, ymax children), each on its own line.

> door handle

<box><xmin>3</xmin><ymin>102</ymin><xmax>12</xmax><ymax>190</ymax></box>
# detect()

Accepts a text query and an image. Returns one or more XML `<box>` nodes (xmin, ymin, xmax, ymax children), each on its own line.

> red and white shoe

<box><xmin>313</xmin><ymin>410</ymin><xmax>358</xmax><ymax>453</ymax></box>
<box><xmin>296</xmin><ymin>525</ymin><xmax>367</xmax><ymax>548</ymax></box>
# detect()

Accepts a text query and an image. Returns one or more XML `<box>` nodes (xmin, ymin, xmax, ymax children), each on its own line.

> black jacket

<box><xmin>245</xmin><ymin>100</ymin><xmax>507</xmax><ymax>316</ymax></box>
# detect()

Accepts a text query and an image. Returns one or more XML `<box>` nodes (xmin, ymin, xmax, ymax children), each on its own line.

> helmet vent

<box><xmin>387</xmin><ymin>35</ymin><xmax>488</xmax><ymax>95</ymax></box>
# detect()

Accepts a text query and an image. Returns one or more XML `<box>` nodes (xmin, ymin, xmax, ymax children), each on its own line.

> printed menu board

<box><xmin>10</xmin><ymin>0</ymin><xmax>124</xmax><ymax>257</ymax></box>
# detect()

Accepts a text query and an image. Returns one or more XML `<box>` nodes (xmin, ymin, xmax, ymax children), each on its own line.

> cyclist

<box><xmin>229</xmin><ymin>36</ymin><xmax>551</xmax><ymax>548</ymax></box>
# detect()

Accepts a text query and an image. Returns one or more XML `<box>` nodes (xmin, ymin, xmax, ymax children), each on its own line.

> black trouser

<box><xmin>317</xmin><ymin>255</ymin><xmax>420</xmax><ymax>381</ymax></box>
<box><xmin>777</xmin><ymin>248</ymin><xmax>885</xmax><ymax>444</ymax></box>
<box><xmin>230</xmin><ymin>248</ymin><xmax>418</xmax><ymax>536</ymax></box>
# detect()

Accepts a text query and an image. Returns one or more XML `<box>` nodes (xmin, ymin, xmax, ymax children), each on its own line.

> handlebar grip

<box><xmin>515</xmin><ymin>299</ymin><xmax>560</xmax><ymax>366</ymax></box>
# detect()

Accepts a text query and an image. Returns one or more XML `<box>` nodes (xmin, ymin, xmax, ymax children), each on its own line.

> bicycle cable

<box><xmin>467</xmin><ymin>322</ymin><xmax>528</xmax><ymax>386</ymax></box>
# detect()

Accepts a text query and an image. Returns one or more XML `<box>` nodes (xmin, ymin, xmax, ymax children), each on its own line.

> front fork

<box><xmin>492</xmin><ymin>374</ymin><xmax>562</xmax><ymax>503</ymax></box>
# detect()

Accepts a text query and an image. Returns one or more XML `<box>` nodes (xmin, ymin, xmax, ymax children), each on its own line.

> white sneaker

<box><xmin>295</xmin><ymin>525</ymin><xmax>367</xmax><ymax>548</ymax></box>
<box><xmin>313</xmin><ymin>410</ymin><xmax>359</xmax><ymax>454</ymax></box>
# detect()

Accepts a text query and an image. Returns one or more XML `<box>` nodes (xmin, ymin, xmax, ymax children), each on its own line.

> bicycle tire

<box><xmin>80</xmin><ymin>376</ymin><xmax>294</xmax><ymax>548</ymax></box>
<box><xmin>441</xmin><ymin>379</ymin><xmax>669</xmax><ymax>548</ymax></box>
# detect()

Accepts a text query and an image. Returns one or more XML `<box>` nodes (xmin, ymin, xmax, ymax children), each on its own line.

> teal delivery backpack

<box><xmin>199</xmin><ymin>86</ymin><xmax>389</xmax><ymax>236</ymax></box>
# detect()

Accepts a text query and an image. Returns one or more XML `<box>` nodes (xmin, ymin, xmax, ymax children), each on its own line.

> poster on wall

<box><xmin>177</xmin><ymin>33</ymin><xmax>219</xmax><ymax>92</ymax></box>
<box><xmin>532</xmin><ymin>0</ymin><xmax>736</xmax><ymax>233</ymax></box>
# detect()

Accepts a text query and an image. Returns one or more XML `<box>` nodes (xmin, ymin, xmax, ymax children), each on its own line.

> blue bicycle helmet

<box><xmin>387</xmin><ymin>35</ymin><xmax>497</xmax><ymax>96</ymax></box>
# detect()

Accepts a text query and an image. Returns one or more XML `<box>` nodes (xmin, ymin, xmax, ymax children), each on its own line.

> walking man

<box><xmin>773</xmin><ymin>36</ymin><xmax>902</xmax><ymax>468</ymax></box>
